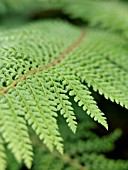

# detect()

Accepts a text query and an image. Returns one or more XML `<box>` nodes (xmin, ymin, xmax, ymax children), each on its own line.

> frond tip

<box><xmin>54</xmin><ymin>70</ymin><xmax>108</xmax><ymax>129</ymax></box>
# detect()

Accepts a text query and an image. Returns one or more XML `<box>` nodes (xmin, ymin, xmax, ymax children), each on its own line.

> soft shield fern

<box><xmin>0</xmin><ymin>0</ymin><xmax>128</xmax><ymax>169</ymax></box>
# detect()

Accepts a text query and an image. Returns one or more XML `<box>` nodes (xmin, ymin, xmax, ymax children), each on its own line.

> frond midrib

<box><xmin>0</xmin><ymin>30</ymin><xmax>86</xmax><ymax>95</ymax></box>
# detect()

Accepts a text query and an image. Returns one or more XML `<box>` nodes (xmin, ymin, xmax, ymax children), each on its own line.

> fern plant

<box><xmin>0</xmin><ymin>0</ymin><xmax>128</xmax><ymax>169</ymax></box>
<box><xmin>5</xmin><ymin>110</ymin><xmax>128</xmax><ymax>170</ymax></box>
<box><xmin>32</xmin><ymin>111</ymin><xmax>128</xmax><ymax>170</ymax></box>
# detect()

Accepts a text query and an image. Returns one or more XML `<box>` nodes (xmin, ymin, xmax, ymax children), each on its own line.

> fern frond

<box><xmin>59</xmin><ymin>29</ymin><xmax>128</xmax><ymax>109</ymax></box>
<box><xmin>0</xmin><ymin>18</ymin><xmax>128</xmax><ymax>168</ymax></box>
<box><xmin>26</xmin><ymin>74</ymin><xmax>63</xmax><ymax>153</ymax></box>
<box><xmin>52</xmin><ymin>68</ymin><xmax>107</xmax><ymax>129</ymax></box>
<box><xmin>32</xmin><ymin>115</ymin><xmax>128</xmax><ymax>170</ymax></box>
<box><xmin>73</xmin><ymin>129</ymin><xmax>122</xmax><ymax>153</ymax></box>
<box><xmin>0</xmin><ymin>95</ymin><xmax>33</xmax><ymax>168</ymax></box>
<box><xmin>33</xmin><ymin>148</ymin><xmax>65</xmax><ymax>170</ymax></box>
<box><xmin>0</xmin><ymin>20</ymin><xmax>83</xmax><ymax>167</ymax></box>
<box><xmin>43</xmin><ymin>71</ymin><xmax>77</xmax><ymax>133</ymax></box>
<box><xmin>0</xmin><ymin>136</ymin><xmax>7</xmax><ymax>170</ymax></box>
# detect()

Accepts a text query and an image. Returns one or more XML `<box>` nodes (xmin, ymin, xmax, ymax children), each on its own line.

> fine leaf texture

<box><xmin>0</xmin><ymin>19</ymin><xmax>128</xmax><ymax>168</ymax></box>
<box><xmin>32</xmin><ymin>115</ymin><xmax>128</xmax><ymax>170</ymax></box>
<box><xmin>0</xmin><ymin>0</ymin><xmax>128</xmax><ymax>169</ymax></box>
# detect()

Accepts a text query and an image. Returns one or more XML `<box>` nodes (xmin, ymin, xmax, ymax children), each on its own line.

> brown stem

<box><xmin>0</xmin><ymin>30</ymin><xmax>86</xmax><ymax>94</ymax></box>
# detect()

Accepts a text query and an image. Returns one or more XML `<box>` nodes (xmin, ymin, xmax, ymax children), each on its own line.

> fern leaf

<box><xmin>16</xmin><ymin>74</ymin><xmax>63</xmax><ymax>154</ymax></box>
<box><xmin>74</xmin><ymin>129</ymin><xmax>122</xmax><ymax>153</ymax></box>
<box><xmin>32</xmin><ymin>115</ymin><xmax>128</xmax><ymax>170</ymax></box>
<box><xmin>60</xmin><ymin>29</ymin><xmax>128</xmax><ymax>109</ymax></box>
<box><xmin>0</xmin><ymin>95</ymin><xmax>33</xmax><ymax>168</ymax></box>
<box><xmin>43</xmin><ymin>71</ymin><xmax>77</xmax><ymax>133</ymax></box>
<box><xmin>33</xmin><ymin>147</ymin><xmax>64</xmax><ymax>170</ymax></box>
<box><xmin>53</xmin><ymin>69</ymin><xmax>108</xmax><ymax>129</ymax></box>
<box><xmin>84</xmin><ymin>31</ymin><xmax>128</xmax><ymax>71</ymax></box>
<box><xmin>0</xmin><ymin>18</ymin><xmax>128</xmax><ymax>168</ymax></box>
<box><xmin>0</xmin><ymin>20</ymin><xmax>81</xmax><ymax>152</ymax></box>
<box><xmin>0</xmin><ymin>136</ymin><xmax>7</xmax><ymax>170</ymax></box>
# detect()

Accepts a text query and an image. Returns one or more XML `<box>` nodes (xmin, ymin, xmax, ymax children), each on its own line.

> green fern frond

<box><xmin>0</xmin><ymin>19</ymin><xmax>128</xmax><ymax>168</ymax></box>
<box><xmin>0</xmin><ymin>136</ymin><xmax>7</xmax><ymax>170</ymax></box>
<box><xmin>42</xmin><ymin>72</ymin><xmax>77</xmax><ymax>133</ymax></box>
<box><xmin>0</xmin><ymin>0</ymin><xmax>128</xmax><ymax>168</ymax></box>
<box><xmin>32</xmin><ymin>116</ymin><xmax>128</xmax><ymax>170</ymax></box>
<box><xmin>0</xmin><ymin>95</ymin><xmax>33</xmax><ymax>168</ymax></box>
<box><xmin>52</xmin><ymin>69</ymin><xmax>107</xmax><ymax>128</ymax></box>
<box><xmin>0</xmin><ymin>20</ymin><xmax>82</xmax><ymax>166</ymax></box>
<box><xmin>58</xmin><ymin>29</ymin><xmax>128</xmax><ymax>108</ymax></box>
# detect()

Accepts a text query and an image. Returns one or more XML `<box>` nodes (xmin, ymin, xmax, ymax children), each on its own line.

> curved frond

<box><xmin>52</xmin><ymin>68</ymin><xmax>108</xmax><ymax>129</ymax></box>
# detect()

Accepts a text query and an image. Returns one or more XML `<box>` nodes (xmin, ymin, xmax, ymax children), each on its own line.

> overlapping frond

<box><xmin>50</xmin><ymin>68</ymin><xmax>107</xmax><ymax>129</ymax></box>
<box><xmin>42</xmin><ymin>71</ymin><xmax>77</xmax><ymax>133</ymax></box>
<box><xmin>32</xmin><ymin>116</ymin><xmax>128</xmax><ymax>170</ymax></box>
